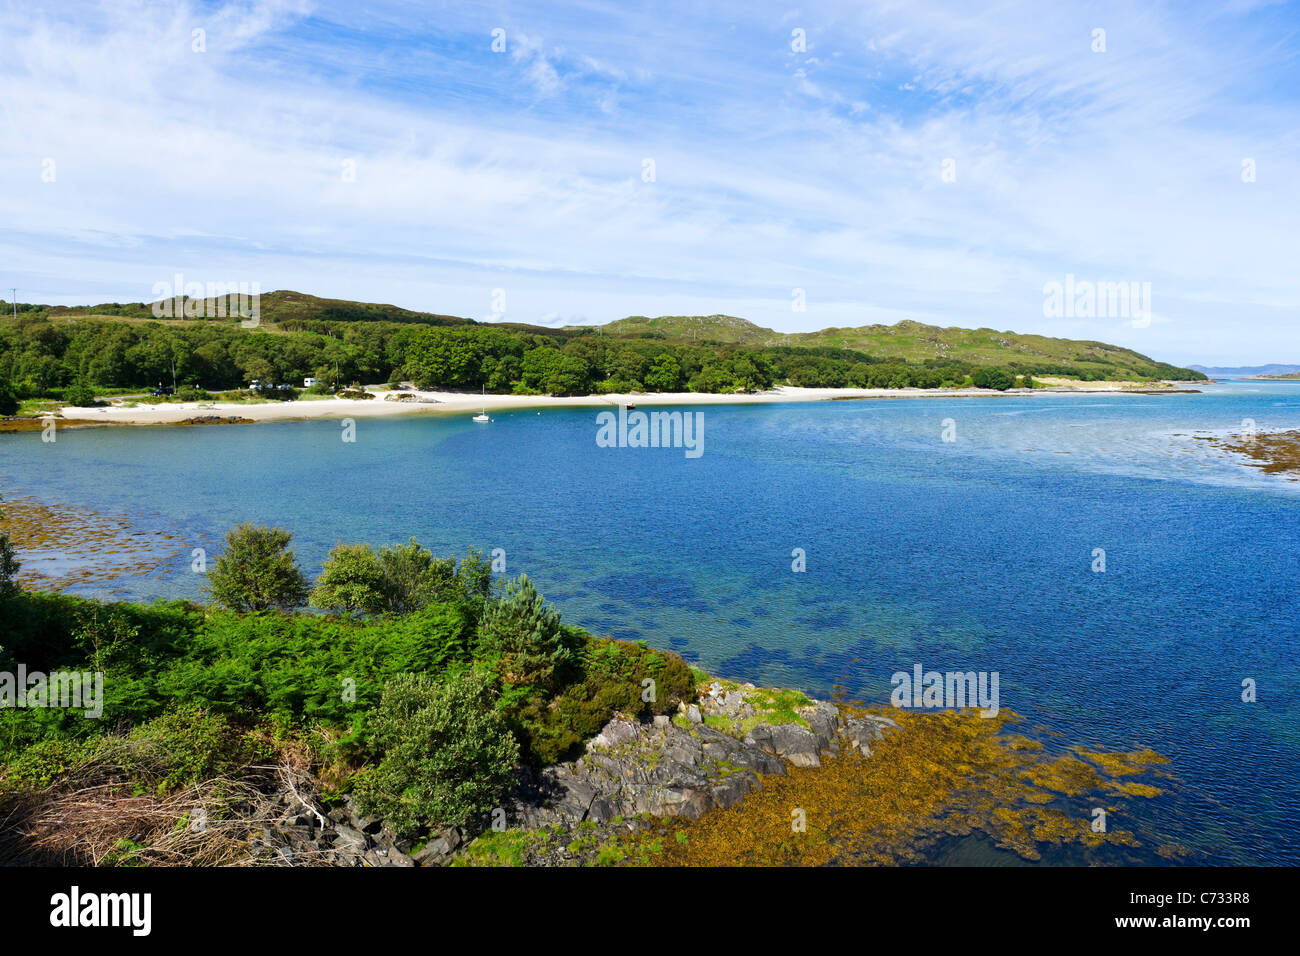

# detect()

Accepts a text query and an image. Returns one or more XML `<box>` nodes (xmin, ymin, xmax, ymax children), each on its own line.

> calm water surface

<box><xmin>3</xmin><ymin>380</ymin><xmax>1298</xmax><ymax>864</ymax></box>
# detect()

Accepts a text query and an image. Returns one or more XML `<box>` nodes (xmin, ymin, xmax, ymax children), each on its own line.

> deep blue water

<box><xmin>3</xmin><ymin>381</ymin><xmax>1298</xmax><ymax>864</ymax></box>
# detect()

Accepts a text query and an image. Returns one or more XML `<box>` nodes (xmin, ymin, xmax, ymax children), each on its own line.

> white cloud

<box><xmin>0</xmin><ymin>0</ymin><xmax>1296</xmax><ymax>364</ymax></box>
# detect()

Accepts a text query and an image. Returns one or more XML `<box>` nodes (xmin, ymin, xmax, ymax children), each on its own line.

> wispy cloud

<box><xmin>0</xmin><ymin>0</ymin><xmax>1296</xmax><ymax>363</ymax></box>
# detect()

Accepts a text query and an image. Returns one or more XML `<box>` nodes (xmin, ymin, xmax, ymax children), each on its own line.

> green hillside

<box><xmin>593</xmin><ymin>315</ymin><xmax>1197</xmax><ymax>381</ymax></box>
<box><xmin>29</xmin><ymin>294</ymin><xmax>1197</xmax><ymax>380</ymax></box>
<box><xmin>42</xmin><ymin>290</ymin><xmax>472</xmax><ymax>330</ymax></box>
<box><xmin>0</xmin><ymin>291</ymin><xmax>1204</xmax><ymax>405</ymax></box>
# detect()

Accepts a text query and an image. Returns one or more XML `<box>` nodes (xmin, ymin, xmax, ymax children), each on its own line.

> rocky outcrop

<box><xmin>244</xmin><ymin>685</ymin><xmax>900</xmax><ymax>866</ymax></box>
<box><xmin>508</xmin><ymin>714</ymin><xmax>786</xmax><ymax>830</ymax></box>
<box><xmin>178</xmin><ymin>415</ymin><xmax>254</xmax><ymax>425</ymax></box>
<box><xmin>504</xmin><ymin>693</ymin><xmax>899</xmax><ymax>833</ymax></box>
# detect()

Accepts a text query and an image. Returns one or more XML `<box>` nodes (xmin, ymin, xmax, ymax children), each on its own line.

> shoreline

<box><xmin>45</xmin><ymin>381</ymin><xmax>1202</xmax><ymax>428</ymax></box>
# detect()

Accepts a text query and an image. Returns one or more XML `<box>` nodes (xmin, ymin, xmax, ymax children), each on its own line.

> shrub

<box><xmin>354</xmin><ymin>670</ymin><xmax>519</xmax><ymax>835</ymax></box>
<box><xmin>0</xmin><ymin>707</ymin><xmax>269</xmax><ymax>797</ymax></box>
<box><xmin>971</xmin><ymin>367</ymin><xmax>1015</xmax><ymax>391</ymax></box>
<box><xmin>156</xmin><ymin>602</ymin><xmax>473</xmax><ymax>724</ymax></box>
<box><xmin>206</xmin><ymin>523</ymin><xmax>309</xmax><ymax>613</ymax></box>
<box><xmin>378</xmin><ymin>541</ymin><xmax>491</xmax><ymax>613</ymax></box>
<box><xmin>310</xmin><ymin>543</ymin><xmax>388</xmax><ymax>615</ymax></box>
<box><xmin>62</xmin><ymin>381</ymin><xmax>97</xmax><ymax>407</ymax></box>
<box><xmin>123</xmin><ymin>706</ymin><xmax>270</xmax><ymax>794</ymax></box>
<box><xmin>476</xmin><ymin>575</ymin><xmax>573</xmax><ymax>691</ymax></box>
<box><xmin>311</xmin><ymin>540</ymin><xmax>494</xmax><ymax>616</ymax></box>
<box><xmin>511</xmin><ymin>635</ymin><xmax>696</xmax><ymax>765</ymax></box>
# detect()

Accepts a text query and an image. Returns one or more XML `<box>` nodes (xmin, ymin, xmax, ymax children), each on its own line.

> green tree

<box><xmin>453</xmin><ymin>547</ymin><xmax>494</xmax><ymax>600</ymax></box>
<box><xmin>644</xmin><ymin>353</ymin><xmax>683</xmax><ymax>392</ymax></box>
<box><xmin>355</xmin><ymin>670</ymin><xmax>519</xmax><ymax>835</ymax></box>
<box><xmin>206</xmin><ymin>523</ymin><xmax>309</xmax><ymax>612</ymax></box>
<box><xmin>484</xmin><ymin>354</ymin><xmax>520</xmax><ymax>392</ymax></box>
<box><xmin>405</xmin><ymin>327</ymin><xmax>490</xmax><ymax>388</ymax></box>
<box><xmin>688</xmin><ymin>363</ymin><xmax>736</xmax><ymax>393</ymax></box>
<box><xmin>972</xmin><ymin>367</ymin><xmax>1014</xmax><ymax>390</ymax></box>
<box><xmin>913</xmin><ymin>367</ymin><xmax>945</xmax><ymax>389</ymax></box>
<box><xmin>241</xmin><ymin>356</ymin><xmax>275</xmax><ymax>386</ymax></box>
<box><xmin>476</xmin><ymin>574</ymin><xmax>572</xmax><ymax>690</ymax></box>
<box><xmin>62</xmin><ymin>381</ymin><xmax>96</xmax><ymax>407</ymax></box>
<box><xmin>730</xmin><ymin>354</ymin><xmax>775</xmax><ymax>392</ymax></box>
<box><xmin>543</xmin><ymin>355</ymin><xmax>592</xmax><ymax>396</ymax></box>
<box><xmin>310</xmin><ymin>543</ymin><xmax>388</xmax><ymax>615</ymax></box>
<box><xmin>0</xmin><ymin>378</ymin><xmax>18</xmax><ymax>416</ymax></box>
<box><xmin>518</xmin><ymin>346</ymin><xmax>564</xmax><ymax>393</ymax></box>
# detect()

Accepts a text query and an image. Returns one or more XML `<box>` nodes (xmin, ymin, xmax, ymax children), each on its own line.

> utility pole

<box><xmin>10</xmin><ymin>289</ymin><xmax>15</xmax><ymax>321</ymax></box>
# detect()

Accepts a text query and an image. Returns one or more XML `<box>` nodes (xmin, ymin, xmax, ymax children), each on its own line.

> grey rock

<box><xmin>331</xmin><ymin>823</ymin><xmax>368</xmax><ymax>851</ymax></box>
<box><xmin>363</xmin><ymin>847</ymin><xmax>410</xmax><ymax>867</ymax></box>
<box><xmin>719</xmin><ymin>690</ymin><xmax>747</xmax><ymax>715</ymax></box>
<box><xmin>746</xmin><ymin>723</ymin><xmax>822</xmax><ymax>767</ymax></box>
<box><xmin>805</xmin><ymin>702</ymin><xmax>839</xmax><ymax>748</ymax></box>
<box><xmin>412</xmin><ymin>842</ymin><xmax>448</xmax><ymax>866</ymax></box>
<box><xmin>590</xmin><ymin>717</ymin><xmax>640</xmax><ymax>750</ymax></box>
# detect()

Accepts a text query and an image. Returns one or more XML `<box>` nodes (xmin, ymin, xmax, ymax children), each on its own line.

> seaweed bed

<box><xmin>1195</xmin><ymin>429</ymin><xmax>1300</xmax><ymax>479</ymax></box>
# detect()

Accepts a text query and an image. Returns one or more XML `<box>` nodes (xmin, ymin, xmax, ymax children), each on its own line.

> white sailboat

<box><xmin>472</xmin><ymin>386</ymin><xmax>490</xmax><ymax>422</ymax></box>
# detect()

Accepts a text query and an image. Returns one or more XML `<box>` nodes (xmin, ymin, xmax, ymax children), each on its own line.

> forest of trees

<box><xmin>0</xmin><ymin>309</ymin><xmax>1193</xmax><ymax>408</ymax></box>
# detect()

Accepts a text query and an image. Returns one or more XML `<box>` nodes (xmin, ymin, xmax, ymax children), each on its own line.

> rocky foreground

<box><xmin>249</xmin><ymin>681</ymin><xmax>898</xmax><ymax>867</ymax></box>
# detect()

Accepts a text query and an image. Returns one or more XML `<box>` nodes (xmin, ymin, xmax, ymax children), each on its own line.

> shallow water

<box><xmin>2</xmin><ymin>380</ymin><xmax>1297</xmax><ymax>864</ymax></box>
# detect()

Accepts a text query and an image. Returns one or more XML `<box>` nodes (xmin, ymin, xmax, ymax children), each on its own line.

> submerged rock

<box><xmin>507</xmin><ymin>714</ymin><xmax>787</xmax><ymax>830</ymax></box>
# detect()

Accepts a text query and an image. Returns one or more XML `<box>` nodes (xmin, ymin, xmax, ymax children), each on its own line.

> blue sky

<box><xmin>1</xmin><ymin>0</ymin><xmax>1297</xmax><ymax>364</ymax></box>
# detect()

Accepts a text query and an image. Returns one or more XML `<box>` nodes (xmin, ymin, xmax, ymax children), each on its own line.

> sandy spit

<box><xmin>53</xmin><ymin>382</ymin><xmax>1198</xmax><ymax>427</ymax></box>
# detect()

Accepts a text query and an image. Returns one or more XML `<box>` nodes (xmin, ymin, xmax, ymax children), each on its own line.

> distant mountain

<box><xmin>1188</xmin><ymin>364</ymin><xmax>1300</xmax><ymax>377</ymax></box>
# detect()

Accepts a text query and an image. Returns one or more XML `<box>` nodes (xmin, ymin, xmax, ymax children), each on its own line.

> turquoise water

<box><xmin>3</xmin><ymin>381</ymin><xmax>1298</xmax><ymax>864</ymax></box>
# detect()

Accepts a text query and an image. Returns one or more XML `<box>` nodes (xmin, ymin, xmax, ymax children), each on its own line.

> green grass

<box><xmin>452</xmin><ymin>828</ymin><xmax>557</xmax><ymax>867</ymax></box>
<box><xmin>14</xmin><ymin>398</ymin><xmax>59</xmax><ymax>417</ymax></box>
<box><xmin>596</xmin><ymin>315</ymin><xmax>1196</xmax><ymax>379</ymax></box>
<box><xmin>695</xmin><ymin>677</ymin><xmax>813</xmax><ymax>738</ymax></box>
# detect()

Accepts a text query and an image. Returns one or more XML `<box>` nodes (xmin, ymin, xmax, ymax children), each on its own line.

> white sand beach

<box><xmin>53</xmin><ymin>381</ymin><xmax>1197</xmax><ymax>427</ymax></box>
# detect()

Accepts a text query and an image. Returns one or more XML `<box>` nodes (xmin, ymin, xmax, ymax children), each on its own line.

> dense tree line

<box><xmin>0</xmin><ymin>310</ymin><xmax>1193</xmax><ymax>405</ymax></box>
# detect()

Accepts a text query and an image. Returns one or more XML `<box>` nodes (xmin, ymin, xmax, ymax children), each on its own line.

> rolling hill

<box><xmin>593</xmin><ymin>315</ymin><xmax>1199</xmax><ymax>380</ymax></box>
<box><xmin>8</xmin><ymin>291</ymin><xmax>1203</xmax><ymax>380</ymax></box>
